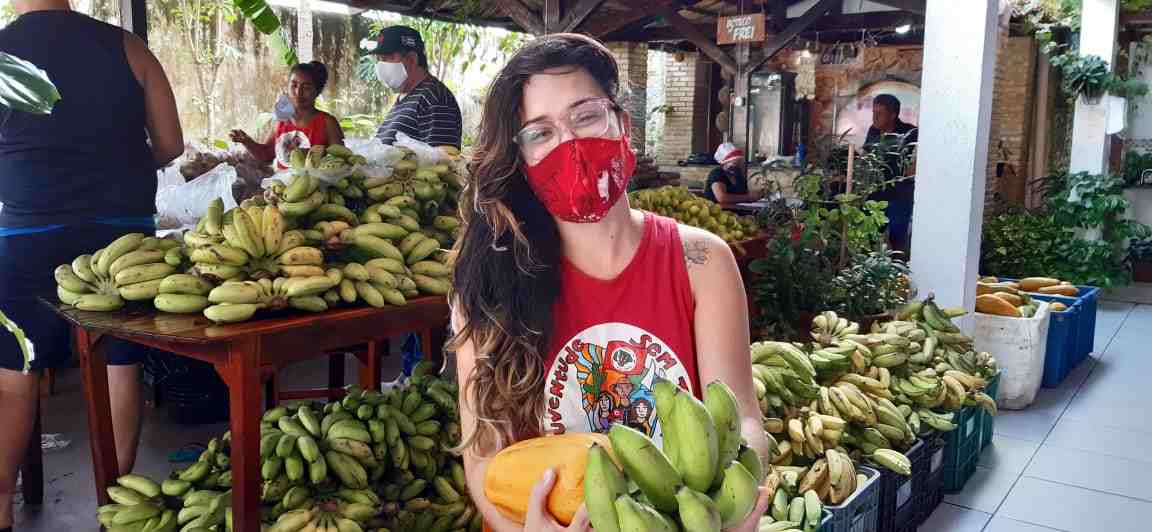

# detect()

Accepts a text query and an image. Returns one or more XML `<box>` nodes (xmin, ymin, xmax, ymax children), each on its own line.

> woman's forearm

<box><xmin>740</xmin><ymin>416</ymin><xmax>772</xmax><ymax>469</ymax></box>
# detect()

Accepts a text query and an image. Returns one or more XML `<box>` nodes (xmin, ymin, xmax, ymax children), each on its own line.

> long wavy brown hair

<box><xmin>450</xmin><ymin>34</ymin><xmax>623</xmax><ymax>456</ymax></box>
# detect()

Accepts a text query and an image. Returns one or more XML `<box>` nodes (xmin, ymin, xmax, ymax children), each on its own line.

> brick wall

<box><xmin>986</xmin><ymin>36</ymin><xmax>1038</xmax><ymax>206</ymax></box>
<box><xmin>660</xmin><ymin>52</ymin><xmax>705</xmax><ymax>166</ymax></box>
<box><xmin>607</xmin><ymin>42</ymin><xmax>649</xmax><ymax>156</ymax></box>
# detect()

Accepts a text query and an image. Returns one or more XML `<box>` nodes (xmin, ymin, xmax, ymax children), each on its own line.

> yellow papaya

<box><xmin>483</xmin><ymin>432</ymin><xmax>614</xmax><ymax>526</ymax></box>
<box><xmin>976</xmin><ymin>294</ymin><xmax>1021</xmax><ymax>317</ymax></box>
<box><xmin>1019</xmin><ymin>277</ymin><xmax>1061</xmax><ymax>292</ymax></box>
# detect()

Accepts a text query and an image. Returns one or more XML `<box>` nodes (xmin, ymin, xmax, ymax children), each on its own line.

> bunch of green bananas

<box><xmin>759</xmin><ymin>486</ymin><xmax>826</xmax><ymax>532</ymax></box>
<box><xmin>355</xmin><ymin>365</ymin><xmax>480</xmax><ymax>532</ymax></box>
<box><xmin>582</xmin><ymin>380</ymin><xmax>763</xmax><ymax>532</ymax></box>
<box><xmin>97</xmin><ymin>474</ymin><xmax>180</xmax><ymax>532</ymax></box>
<box><xmin>56</xmin><ymin>233</ymin><xmax>181</xmax><ymax>312</ymax></box>
<box><xmin>185</xmin><ymin>203</ymin><xmax>327</xmax><ymax>283</ymax></box>
<box><xmin>629</xmin><ymin>186</ymin><xmax>759</xmax><ymax>243</ymax></box>
<box><xmin>201</xmin><ymin>270</ymin><xmax>339</xmax><ymax>323</ymax></box>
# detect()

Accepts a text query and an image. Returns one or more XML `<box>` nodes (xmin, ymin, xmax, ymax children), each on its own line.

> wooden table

<box><xmin>51</xmin><ymin>298</ymin><xmax>450</xmax><ymax>532</ymax></box>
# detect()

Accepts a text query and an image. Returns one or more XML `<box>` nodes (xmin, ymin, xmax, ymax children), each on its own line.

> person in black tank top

<box><xmin>0</xmin><ymin>2</ymin><xmax>183</xmax><ymax>529</ymax></box>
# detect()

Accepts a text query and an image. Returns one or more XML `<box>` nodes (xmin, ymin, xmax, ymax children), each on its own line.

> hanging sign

<box><xmin>717</xmin><ymin>14</ymin><xmax>766</xmax><ymax>45</ymax></box>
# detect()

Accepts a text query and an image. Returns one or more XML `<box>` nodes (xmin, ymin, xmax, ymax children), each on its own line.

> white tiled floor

<box><xmin>927</xmin><ymin>300</ymin><xmax>1152</xmax><ymax>531</ymax></box>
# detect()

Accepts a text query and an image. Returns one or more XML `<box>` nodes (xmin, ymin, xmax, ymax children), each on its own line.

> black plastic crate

<box><xmin>914</xmin><ymin>436</ymin><xmax>947</xmax><ymax>527</ymax></box>
<box><xmin>826</xmin><ymin>465</ymin><xmax>881</xmax><ymax>532</ymax></box>
<box><xmin>874</xmin><ymin>440</ymin><xmax>925</xmax><ymax>532</ymax></box>
<box><xmin>942</xmin><ymin>406</ymin><xmax>981</xmax><ymax>492</ymax></box>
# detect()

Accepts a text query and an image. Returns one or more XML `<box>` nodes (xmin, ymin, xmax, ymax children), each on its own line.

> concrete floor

<box><xmin>10</xmin><ymin>346</ymin><xmax>407</xmax><ymax>532</ymax></box>
<box><xmin>921</xmin><ymin>300</ymin><xmax>1152</xmax><ymax>531</ymax></box>
<box><xmin>8</xmin><ymin>304</ymin><xmax>1152</xmax><ymax>531</ymax></box>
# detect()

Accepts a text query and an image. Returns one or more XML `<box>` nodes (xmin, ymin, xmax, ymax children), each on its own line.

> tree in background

<box><xmin>171</xmin><ymin>0</ymin><xmax>242</xmax><ymax>140</ymax></box>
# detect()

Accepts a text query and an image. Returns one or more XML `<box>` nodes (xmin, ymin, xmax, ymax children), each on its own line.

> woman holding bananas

<box><xmin>0</xmin><ymin>1</ymin><xmax>184</xmax><ymax>530</ymax></box>
<box><xmin>230</xmin><ymin>61</ymin><xmax>344</xmax><ymax>169</ymax></box>
<box><xmin>450</xmin><ymin>34</ymin><xmax>771</xmax><ymax>531</ymax></box>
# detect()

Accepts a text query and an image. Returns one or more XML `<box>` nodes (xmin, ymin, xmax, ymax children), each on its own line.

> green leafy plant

<box><xmin>1122</xmin><ymin>150</ymin><xmax>1152</xmax><ymax>187</ymax></box>
<box><xmin>827</xmin><ymin>248</ymin><xmax>910</xmax><ymax>318</ymax></box>
<box><xmin>981</xmin><ymin>173</ymin><xmax>1152</xmax><ymax>287</ymax></box>
<box><xmin>748</xmin><ymin>232</ymin><xmax>834</xmax><ymax>339</ymax></box>
<box><xmin>1050</xmin><ymin>53</ymin><xmax>1110</xmax><ymax>101</ymax></box>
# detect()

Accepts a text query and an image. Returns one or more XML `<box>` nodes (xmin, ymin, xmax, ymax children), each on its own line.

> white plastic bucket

<box><xmin>972</xmin><ymin>301</ymin><xmax>1050</xmax><ymax>410</ymax></box>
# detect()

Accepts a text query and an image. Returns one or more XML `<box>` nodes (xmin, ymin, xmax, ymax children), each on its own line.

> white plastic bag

<box><xmin>973</xmin><ymin>302</ymin><xmax>1050</xmax><ymax>410</ymax></box>
<box><xmin>156</xmin><ymin>163</ymin><xmax>239</xmax><ymax>226</ymax></box>
<box><xmin>394</xmin><ymin>132</ymin><xmax>447</xmax><ymax>166</ymax></box>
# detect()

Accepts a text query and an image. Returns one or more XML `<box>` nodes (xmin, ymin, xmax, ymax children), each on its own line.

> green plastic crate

<box><xmin>942</xmin><ymin>406</ymin><xmax>981</xmax><ymax>492</ymax></box>
<box><xmin>979</xmin><ymin>372</ymin><xmax>1001</xmax><ymax>451</ymax></box>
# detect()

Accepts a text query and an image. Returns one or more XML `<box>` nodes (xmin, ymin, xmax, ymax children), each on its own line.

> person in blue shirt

<box><xmin>0</xmin><ymin>2</ymin><xmax>183</xmax><ymax>529</ymax></box>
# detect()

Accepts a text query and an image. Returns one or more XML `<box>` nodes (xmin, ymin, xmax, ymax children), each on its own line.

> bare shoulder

<box><xmin>121</xmin><ymin>31</ymin><xmax>161</xmax><ymax>80</ymax></box>
<box><xmin>676</xmin><ymin>223</ymin><xmax>735</xmax><ymax>271</ymax></box>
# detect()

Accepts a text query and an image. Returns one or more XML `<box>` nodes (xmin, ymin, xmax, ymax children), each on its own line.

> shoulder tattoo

<box><xmin>683</xmin><ymin>238</ymin><xmax>710</xmax><ymax>268</ymax></box>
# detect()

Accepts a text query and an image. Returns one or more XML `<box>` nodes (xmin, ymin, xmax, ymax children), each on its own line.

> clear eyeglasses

<box><xmin>515</xmin><ymin>98</ymin><xmax>622</xmax><ymax>164</ymax></box>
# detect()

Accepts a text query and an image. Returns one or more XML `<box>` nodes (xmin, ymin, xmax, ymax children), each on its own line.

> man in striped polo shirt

<box><xmin>371</xmin><ymin>25</ymin><xmax>462</xmax><ymax>149</ymax></box>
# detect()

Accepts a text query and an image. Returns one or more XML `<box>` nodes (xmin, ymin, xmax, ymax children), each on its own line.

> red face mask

<box><xmin>522</xmin><ymin>135</ymin><xmax>637</xmax><ymax>223</ymax></box>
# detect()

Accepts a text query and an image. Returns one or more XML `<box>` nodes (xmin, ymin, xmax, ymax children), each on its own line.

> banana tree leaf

<box><xmin>0</xmin><ymin>52</ymin><xmax>60</xmax><ymax>115</ymax></box>
<box><xmin>266</xmin><ymin>29</ymin><xmax>298</xmax><ymax>67</ymax></box>
<box><xmin>0</xmin><ymin>310</ymin><xmax>34</xmax><ymax>372</ymax></box>
<box><xmin>233</xmin><ymin>0</ymin><xmax>280</xmax><ymax>35</ymax></box>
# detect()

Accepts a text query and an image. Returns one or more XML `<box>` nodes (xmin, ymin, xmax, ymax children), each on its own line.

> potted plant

<box><xmin>826</xmin><ymin>247</ymin><xmax>911</xmax><ymax>327</ymax></box>
<box><xmin>1128</xmin><ymin>239</ymin><xmax>1152</xmax><ymax>283</ymax></box>
<box><xmin>1059</xmin><ymin>55</ymin><xmax>1110</xmax><ymax>104</ymax></box>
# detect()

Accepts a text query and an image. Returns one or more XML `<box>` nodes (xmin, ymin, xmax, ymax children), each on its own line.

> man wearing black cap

<box><xmin>371</xmin><ymin>25</ymin><xmax>463</xmax><ymax>149</ymax></box>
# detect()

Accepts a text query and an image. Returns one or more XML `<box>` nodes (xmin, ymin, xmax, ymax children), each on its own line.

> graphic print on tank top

<box><xmin>543</xmin><ymin>322</ymin><xmax>692</xmax><ymax>445</ymax></box>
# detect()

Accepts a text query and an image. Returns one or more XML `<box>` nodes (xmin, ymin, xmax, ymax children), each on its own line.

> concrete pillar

<box><xmin>1069</xmin><ymin>0</ymin><xmax>1119</xmax><ymax>174</ymax></box>
<box><xmin>298</xmin><ymin>0</ymin><xmax>314</xmax><ymax>63</ymax></box>
<box><xmin>911</xmin><ymin>0</ymin><xmax>999</xmax><ymax>318</ymax></box>
<box><xmin>607</xmin><ymin>42</ymin><xmax>649</xmax><ymax>156</ymax></box>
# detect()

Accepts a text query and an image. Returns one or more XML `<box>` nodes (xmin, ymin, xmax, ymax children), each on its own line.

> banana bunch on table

<box><xmin>56</xmin><ymin>233</ymin><xmax>180</xmax><ymax>312</ymax></box>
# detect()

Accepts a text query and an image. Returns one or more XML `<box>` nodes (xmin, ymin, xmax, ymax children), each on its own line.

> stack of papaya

<box><xmin>974</xmin><ymin>276</ymin><xmax>1076</xmax><ymax>318</ymax></box>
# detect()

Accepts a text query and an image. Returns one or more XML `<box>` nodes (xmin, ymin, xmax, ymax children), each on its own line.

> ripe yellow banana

<box><xmin>55</xmin><ymin>264</ymin><xmax>93</xmax><ymax>294</ymax></box>
<box><xmin>279</xmin><ymin>246</ymin><xmax>325</xmax><ymax>266</ymax></box>
<box><xmin>114</xmin><ymin>263</ymin><xmax>175</xmax><ymax>288</ymax></box>
<box><xmin>118</xmin><ymin>278</ymin><xmax>164</xmax><ymax>301</ymax></box>
<box><xmin>154</xmin><ymin>294</ymin><xmax>210</xmax><ymax>314</ymax></box>
<box><xmin>262</xmin><ymin>206</ymin><xmax>284</xmax><ymax>255</ymax></box>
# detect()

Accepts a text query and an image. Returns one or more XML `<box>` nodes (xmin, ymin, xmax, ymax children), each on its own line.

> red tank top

<box><xmin>541</xmin><ymin>212</ymin><xmax>698</xmax><ymax>446</ymax></box>
<box><xmin>273</xmin><ymin>112</ymin><xmax>332</xmax><ymax>168</ymax></box>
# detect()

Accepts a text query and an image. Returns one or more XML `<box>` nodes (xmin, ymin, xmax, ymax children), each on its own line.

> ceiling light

<box><xmin>895</xmin><ymin>24</ymin><xmax>912</xmax><ymax>34</ymax></box>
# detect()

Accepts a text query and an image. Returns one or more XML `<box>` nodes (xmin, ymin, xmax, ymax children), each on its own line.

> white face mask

<box><xmin>375</xmin><ymin>61</ymin><xmax>408</xmax><ymax>90</ymax></box>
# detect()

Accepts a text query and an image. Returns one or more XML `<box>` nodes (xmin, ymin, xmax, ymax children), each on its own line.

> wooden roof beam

<box><xmin>749</xmin><ymin>0</ymin><xmax>839</xmax><ymax>72</ymax></box>
<box><xmin>659</xmin><ymin>4</ymin><xmax>738</xmax><ymax>75</ymax></box>
<box><xmin>496</xmin><ymin>0</ymin><xmax>544</xmax><ymax>35</ymax></box>
<box><xmin>583</xmin><ymin>0</ymin><xmax>677</xmax><ymax>37</ymax></box>
<box><xmin>560</xmin><ymin>0</ymin><xmax>605</xmax><ymax>32</ymax></box>
<box><xmin>543</xmin><ymin>0</ymin><xmax>561</xmax><ymax>32</ymax></box>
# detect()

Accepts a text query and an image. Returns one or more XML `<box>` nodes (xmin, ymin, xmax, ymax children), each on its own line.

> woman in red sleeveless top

<box><xmin>230</xmin><ymin>61</ymin><xmax>344</xmax><ymax>168</ymax></box>
<box><xmin>451</xmin><ymin>34</ymin><xmax>770</xmax><ymax>532</ymax></box>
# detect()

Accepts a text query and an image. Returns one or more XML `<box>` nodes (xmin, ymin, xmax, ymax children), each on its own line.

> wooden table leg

<box><xmin>359</xmin><ymin>340</ymin><xmax>385</xmax><ymax>391</ymax></box>
<box><xmin>264</xmin><ymin>374</ymin><xmax>278</xmax><ymax>410</ymax></box>
<box><xmin>225</xmin><ymin>336</ymin><xmax>263</xmax><ymax>532</ymax></box>
<box><xmin>422</xmin><ymin>325</ymin><xmax>449</xmax><ymax>375</ymax></box>
<box><xmin>328</xmin><ymin>351</ymin><xmax>345</xmax><ymax>391</ymax></box>
<box><xmin>20</xmin><ymin>407</ymin><xmax>43</xmax><ymax>505</ymax></box>
<box><xmin>77</xmin><ymin>328</ymin><xmax>118</xmax><ymax>505</ymax></box>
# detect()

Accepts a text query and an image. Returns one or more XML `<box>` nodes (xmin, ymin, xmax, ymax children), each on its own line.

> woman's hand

<box><xmin>724</xmin><ymin>486</ymin><xmax>772</xmax><ymax>532</ymax></box>
<box><xmin>229</xmin><ymin>129</ymin><xmax>253</xmax><ymax>145</ymax></box>
<box><xmin>524</xmin><ymin>469</ymin><xmax>591</xmax><ymax>532</ymax></box>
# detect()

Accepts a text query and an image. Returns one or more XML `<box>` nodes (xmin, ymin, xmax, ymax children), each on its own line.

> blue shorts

<box><xmin>0</xmin><ymin>224</ymin><xmax>154</xmax><ymax>371</ymax></box>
